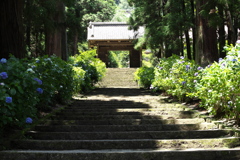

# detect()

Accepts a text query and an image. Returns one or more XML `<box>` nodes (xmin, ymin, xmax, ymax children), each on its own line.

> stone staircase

<box><xmin>1</xmin><ymin>68</ymin><xmax>240</xmax><ymax>160</ymax></box>
<box><xmin>96</xmin><ymin>68</ymin><xmax>138</xmax><ymax>88</ymax></box>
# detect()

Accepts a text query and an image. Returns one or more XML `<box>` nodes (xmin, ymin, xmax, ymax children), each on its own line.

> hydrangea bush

<box><xmin>0</xmin><ymin>57</ymin><xmax>41</xmax><ymax>130</ymax></box>
<box><xmin>192</xmin><ymin>45</ymin><xmax>240</xmax><ymax>120</ymax></box>
<box><xmin>135</xmin><ymin>44</ymin><xmax>240</xmax><ymax>121</ymax></box>
<box><xmin>30</xmin><ymin>55</ymin><xmax>75</xmax><ymax>108</ymax></box>
<box><xmin>0</xmin><ymin>50</ymin><xmax>106</xmax><ymax>135</ymax></box>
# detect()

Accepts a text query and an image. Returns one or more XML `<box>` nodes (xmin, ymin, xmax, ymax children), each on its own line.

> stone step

<box><xmin>64</xmin><ymin>108</ymin><xmax>189</xmax><ymax>114</ymax></box>
<box><xmin>1</xmin><ymin>149</ymin><xmax>240</xmax><ymax>160</ymax></box>
<box><xmin>96</xmin><ymin>68</ymin><xmax>138</xmax><ymax>88</ymax></box>
<box><xmin>27</xmin><ymin>130</ymin><xmax>232</xmax><ymax>140</ymax></box>
<box><xmin>52</xmin><ymin>115</ymin><xmax>196</xmax><ymax>120</ymax></box>
<box><xmin>57</xmin><ymin>111</ymin><xmax>187</xmax><ymax>117</ymax></box>
<box><xmin>56</xmin><ymin>110</ymin><xmax>196</xmax><ymax>117</ymax></box>
<box><xmin>43</xmin><ymin>118</ymin><xmax>205</xmax><ymax>125</ymax></box>
<box><xmin>82</xmin><ymin>88</ymin><xmax>154</xmax><ymax>96</ymax></box>
<box><xmin>67</xmin><ymin>104</ymin><xmax>186</xmax><ymax>108</ymax></box>
<box><xmin>35</xmin><ymin>123</ymin><xmax>213</xmax><ymax>132</ymax></box>
<box><xmin>65</xmin><ymin>105</ymin><xmax>187</xmax><ymax>110</ymax></box>
<box><xmin>11</xmin><ymin>137</ymin><xmax>239</xmax><ymax>150</ymax></box>
<box><xmin>62</xmin><ymin>107</ymin><xmax>189</xmax><ymax>114</ymax></box>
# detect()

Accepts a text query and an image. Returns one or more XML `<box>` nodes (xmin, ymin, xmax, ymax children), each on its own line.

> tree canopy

<box><xmin>128</xmin><ymin>0</ymin><xmax>240</xmax><ymax>65</ymax></box>
<box><xmin>0</xmin><ymin>0</ymin><xmax>239</xmax><ymax>66</ymax></box>
<box><xmin>0</xmin><ymin>0</ymin><xmax>117</xmax><ymax>59</ymax></box>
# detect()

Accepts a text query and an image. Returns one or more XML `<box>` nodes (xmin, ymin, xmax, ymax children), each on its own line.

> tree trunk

<box><xmin>61</xmin><ymin>27</ymin><xmax>68</xmax><ymax>60</ymax></box>
<box><xmin>185</xmin><ymin>30</ymin><xmax>192</xmax><ymax>59</ymax></box>
<box><xmin>190</xmin><ymin>0</ymin><xmax>196</xmax><ymax>60</ymax></box>
<box><xmin>25</xmin><ymin>0</ymin><xmax>31</xmax><ymax>53</ymax></box>
<box><xmin>224</xmin><ymin>1</ymin><xmax>235</xmax><ymax>45</ymax></box>
<box><xmin>72</xmin><ymin>29</ymin><xmax>79</xmax><ymax>55</ymax></box>
<box><xmin>182</xmin><ymin>0</ymin><xmax>191</xmax><ymax>59</ymax></box>
<box><xmin>195</xmin><ymin>0</ymin><xmax>218</xmax><ymax>66</ymax></box>
<box><xmin>0</xmin><ymin>0</ymin><xmax>25</xmax><ymax>59</ymax></box>
<box><xmin>218</xmin><ymin>5</ymin><xmax>226</xmax><ymax>58</ymax></box>
<box><xmin>45</xmin><ymin>0</ymin><xmax>66</xmax><ymax>59</ymax></box>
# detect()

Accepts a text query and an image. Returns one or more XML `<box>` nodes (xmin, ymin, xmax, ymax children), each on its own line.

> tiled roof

<box><xmin>87</xmin><ymin>22</ymin><xmax>144</xmax><ymax>40</ymax></box>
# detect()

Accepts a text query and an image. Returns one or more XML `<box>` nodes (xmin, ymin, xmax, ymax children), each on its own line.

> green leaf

<box><xmin>1</xmin><ymin>108</ymin><xmax>7</xmax><ymax>114</ymax></box>
<box><xmin>17</xmin><ymin>86</ymin><xmax>24</xmax><ymax>94</ymax></box>
<box><xmin>10</xmin><ymin>88</ymin><xmax>17</xmax><ymax>95</ymax></box>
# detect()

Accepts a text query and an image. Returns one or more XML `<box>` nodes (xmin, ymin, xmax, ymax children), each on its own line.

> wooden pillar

<box><xmin>97</xmin><ymin>46</ymin><xmax>108</xmax><ymax>66</ymax></box>
<box><xmin>130</xmin><ymin>48</ymin><xmax>142</xmax><ymax>67</ymax></box>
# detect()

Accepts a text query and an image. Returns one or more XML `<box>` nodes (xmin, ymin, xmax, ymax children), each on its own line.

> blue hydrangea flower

<box><xmin>218</xmin><ymin>58</ymin><xmax>223</xmax><ymax>62</ymax></box>
<box><xmin>26</xmin><ymin>117</ymin><xmax>33</xmax><ymax>124</ymax></box>
<box><xmin>197</xmin><ymin>67</ymin><xmax>203</xmax><ymax>70</ymax></box>
<box><xmin>6</xmin><ymin>97</ymin><xmax>12</xmax><ymax>103</ymax></box>
<box><xmin>0</xmin><ymin>72</ymin><xmax>8</xmax><ymax>79</ymax></box>
<box><xmin>36</xmin><ymin>88</ymin><xmax>43</xmax><ymax>94</ymax></box>
<box><xmin>232</xmin><ymin>59</ymin><xmax>237</xmax><ymax>62</ymax></box>
<box><xmin>34</xmin><ymin>78</ymin><xmax>42</xmax><ymax>85</ymax></box>
<box><xmin>193</xmin><ymin>80</ymin><xmax>197</xmax><ymax>83</ymax></box>
<box><xmin>186</xmin><ymin>65</ymin><xmax>190</xmax><ymax>71</ymax></box>
<box><xmin>0</xmin><ymin>58</ymin><xmax>7</xmax><ymax>63</ymax></box>
<box><xmin>180</xmin><ymin>56</ymin><xmax>184</xmax><ymax>59</ymax></box>
<box><xmin>194</xmin><ymin>72</ymin><xmax>199</xmax><ymax>76</ymax></box>
<box><xmin>182</xmin><ymin>81</ymin><xmax>186</xmax><ymax>85</ymax></box>
<box><xmin>0</xmin><ymin>82</ymin><xmax>4</xmax><ymax>86</ymax></box>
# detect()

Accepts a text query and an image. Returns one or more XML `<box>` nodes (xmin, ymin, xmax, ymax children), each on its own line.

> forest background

<box><xmin>0</xmin><ymin>0</ymin><xmax>240</xmax><ymax>66</ymax></box>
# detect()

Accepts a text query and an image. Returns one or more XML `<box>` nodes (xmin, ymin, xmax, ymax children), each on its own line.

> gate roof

<box><xmin>87</xmin><ymin>22</ymin><xmax>144</xmax><ymax>41</ymax></box>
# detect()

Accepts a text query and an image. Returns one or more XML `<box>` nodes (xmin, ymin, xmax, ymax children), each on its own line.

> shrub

<box><xmin>152</xmin><ymin>55</ymin><xmax>179</xmax><ymax>92</ymax></box>
<box><xmin>69</xmin><ymin>49</ymin><xmax>106</xmax><ymax>92</ymax></box>
<box><xmin>151</xmin><ymin>55</ymin><xmax>202</xmax><ymax>101</ymax></box>
<box><xmin>134</xmin><ymin>66</ymin><xmax>155</xmax><ymax>88</ymax></box>
<box><xmin>165</xmin><ymin>57</ymin><xmax>202</xmax><ymax>101</ymax></box>
<box><xmin>72</xmin><ymin>66</ymin><xmax>86</xmax><ymax>94</ymax></box>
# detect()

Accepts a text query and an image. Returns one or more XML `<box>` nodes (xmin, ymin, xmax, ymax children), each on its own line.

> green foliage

<box><xmin>78</xmin><ymin>42</ymin><xmax>89</xmax><ymax>53</ymax></box>
<box><xmin>128</xmin><ymin>0</ymin><xmax>193</xmax><ymax>57</ymax></box>
<box><xmin>134</xmin><ymin>66</ymin><xmax>154</xmax><ymax>89</ymax></box>
<box><xmin>69</xmin><ymin>49</ymin><xmax>106</xmax><ymax>92</ymax></box>
<box><xmin>108</xmin><ymin>51</ymin><xmax>129</xmax><ymax>68</ymax></box>
<box><xmin>76</xmin><ymin>0</ymin><xmax>117</xmax><ymax>42</ymax></box>
<box><xmin>142</xmin><ymin>51</ymin><xmax>158</xmax><ymax>67</ymax></box>
<box><xmin>152</xmin><ymin>55</ymin><xmax>179</xmax><ymax>92</ymax></box>
<box><xmin>111</xmin><ymin>0</ymin><xmax>133</xmax><ymax>22</ymax></box>
<box><xmin>108</xmin><ymin>52</ymin><xmax>120</xmax><ymax>68</ymax></box>
<box><xmin>138</xmin><ymin>54</ymin><xmax>202</xmax><ymax>101</ymax></box>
